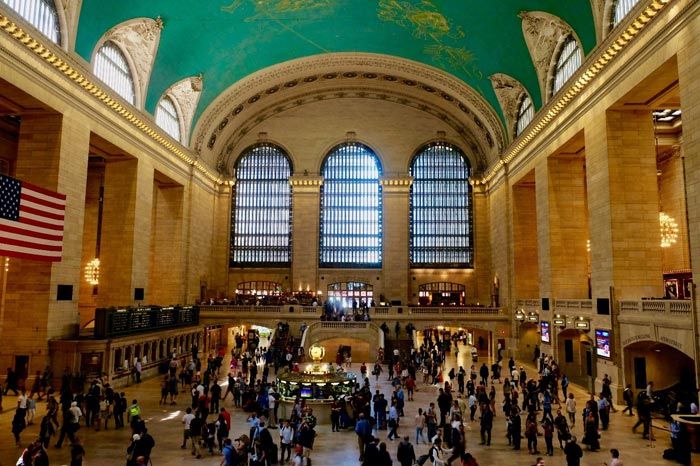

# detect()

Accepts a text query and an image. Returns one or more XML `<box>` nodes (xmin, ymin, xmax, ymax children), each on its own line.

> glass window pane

<box><xmin>230</xmin><ymin>144</ymin><xmax>292</xmax><ymax>266</ymax></box>
<box><xmin>155</xmin><ymin>96</ymin><xmax>181</xmax><ymax>142</ymax></box>
<box><xmin>3</xmin><ymin>0</ymin><xmax>60</xmax><ymax>44</ymax></box>
<box><xmin>94</xmin><ymin>41</ymin><xmax>136</xmax><ymax>105</ymax></box>
<box><xmin>320</xmin><ymin>143</ymin><xmax>382</xmax><ymax>268</ymax></box>
<box><xmin>552</xmin><ymin>35</ymin><xmax>582</xmax><ymax>96</ymax></box>
<box><xmin>409</xmin><ymin>142</ymin><xmax>472</xmax><ymax>267</ymax></box>
<box><xmin>515</xmin><ymin>94</ymin><xmax>534</xmax><ymax>137</ymax></box>
<box><xmin>613</xmin><ymin>0</ymin><xmax>641</xmax><ymax>27</ymax></box>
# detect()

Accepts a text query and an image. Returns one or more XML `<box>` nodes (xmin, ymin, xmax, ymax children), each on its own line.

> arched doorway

<box><xmin>623</xmin><ymin>341</ymin><xmax>696</xmax><ymax>403</ymax></box>
<box><xmin>556</xmin><ymin>329</ymin><xmax>594</xmax><ymax>388</ymax></box>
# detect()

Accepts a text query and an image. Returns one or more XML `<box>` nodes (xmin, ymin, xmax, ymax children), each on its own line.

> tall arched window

<box><xmin>410</xmin><ymin>142</ymin><xmax>472</xmax><ymax>267</ymax></box>
<box><xmin>320</xmin><ymin>143</ymin><xmax>382</xmax><ymax>268</ymax></box>
<box><xmin>155</xmin><ymin>96</ymin><xmax>181</xmax><ymax>142</ymax></box>
<box><xmin>515</xmin><ymin>94</ymin><xmax>534</xmax><ymax>137</ymax></box>
<box><xmin>94</xmin><ymin>41</ymin><xmax>136</xmax><ymax>105</ymax></box>
<box><xmin>612</xmin><ymin>0</ymin><xmax>641</xmax><ymax>28</ymax></box>
<box><xmin>230</xmin><ymin>144</ymin><xmax>292</xmax><ymax>266</ymax></box>
<box><xmin>3</xmin><ymin>0</ymin><xmax>60</xmax><ymax>44</ymax></box>
<box><xmin>552</xmin><ymin>35</ymin><xmax>582</xmax><ymax>96</ymax></box>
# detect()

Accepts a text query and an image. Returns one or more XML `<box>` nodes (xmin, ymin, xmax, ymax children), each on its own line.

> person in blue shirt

<box><xmin>355</xmin><ymin>413</ymin><xmax>372</xmax><ymax>461</ymax></box>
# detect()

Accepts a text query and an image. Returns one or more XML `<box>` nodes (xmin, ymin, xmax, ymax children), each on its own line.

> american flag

<box><xmin>0</xmin><ymin>174</ymin><xmax>65</xmax><ymax>262</ymax></box>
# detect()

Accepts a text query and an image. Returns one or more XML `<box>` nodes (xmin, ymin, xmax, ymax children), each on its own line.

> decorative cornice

<box><xmin>479</xmin><ymin>0</ymin><xmax>674</xmax><ymax>187</ymax></box>
<box><xmin>490</xmin><ymin>73</ymin><xmax>529</xmax><ymax>142</ymax></box>
<box><xmin>97</xmin><ymin>17</ymin><xmax>162</xmax><ymax>109</ymax></box>
<box><xmin>0</xmin><ymin>12</ymin><xmax>221</xmax><ymax>185</ymax></box>
<box><xmin>192</xmin><ymin>53</ymin><xmax>506</xmax><ymax>159</ymax></box>
<box><xmin>289</xmin><ymin>175</ymin><xmax>323</xmax><ymax>193</ymax></box>
<box><xmin>380</xmin><ymin>175</ymin><xmax>413</xmax><ymax>193</ymax></box>
<box><xmin>519</xmin><ymin>11</ymin><xmax>575</xmax><ymax>105</ymax></box>
<box><xmin>215</xmin><ymin>86</ymin><xmax>488</xmax><ymax>175</ymax></box>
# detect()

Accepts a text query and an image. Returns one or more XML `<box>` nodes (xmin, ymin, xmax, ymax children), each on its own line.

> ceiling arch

<box><xmin>74</xmin><ymin>0</ymin><xmax>597</xmax><ymax>133</ymax></box>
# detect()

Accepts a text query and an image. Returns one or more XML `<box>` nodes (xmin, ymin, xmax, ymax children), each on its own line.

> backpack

<box><xmin>417</xmin><ymin>454</ymin><xmax>431</xmax><ymax>466</ymax></box>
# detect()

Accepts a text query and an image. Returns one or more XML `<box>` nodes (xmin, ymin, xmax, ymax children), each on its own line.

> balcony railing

<box><xmin>553</xmin><ymin>299</ymin><xmax>593</xmax><ymax>312</ymax></box>
<box><xmin>515</xmin><ymin>298</ymin><xmax>540</xmax><ymax>310</ymax></box>
<box><xmin>619</xmin><ymin>299</ymin><xmax>692</xmax><ymax>316</ymax></box>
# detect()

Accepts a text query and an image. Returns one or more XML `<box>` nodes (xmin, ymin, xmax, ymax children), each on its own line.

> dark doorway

<box><xmin>14</xmin><ymin>355</ymin><xmax>29</xmax><ymax>382</ymax></box>
<box><xmin>585</xmin><ymin>350</ymin><xmax>592</xmax><ymax>377</ymax></box>
<box><xmin>564</xmin><ymin>340</ymin><xmax>574</xmax><ymax>363</ymax></box>
<box><xmin>634</xmin><ymin>357</ymin><xmax>647</xmax><ymax>390</ymax></box>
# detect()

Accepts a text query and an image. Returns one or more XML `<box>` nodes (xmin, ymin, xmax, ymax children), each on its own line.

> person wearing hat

<box><xmin>126</xmin><ymin>433</ymin><xmax>147</xmax><ymax>466</ymax></box>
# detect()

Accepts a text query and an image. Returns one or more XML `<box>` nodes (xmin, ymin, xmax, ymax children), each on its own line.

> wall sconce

<box><xmin>514</xmin><ymin>310</ymin><xmax>526</xmax><ymax>321</ymax></box>
<box><xmin>574</xmin><ymin>317</ymin><xmax>590</xmax><ymax>330</ymax></box>
<box><xmin>553</xmin><ymin>315</ymin><xmax>566</xmax><ymax>327</ymax></box>
<box><xmin>526</xmin><ymin>312</ymin><xmax>539</xmax><ymax>322</ymax></box>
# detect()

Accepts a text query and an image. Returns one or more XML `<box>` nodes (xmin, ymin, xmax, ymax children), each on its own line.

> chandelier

<box><xmin>84</xmin><ymin>258</ymin><xmax>100</xmax><ymax>286</ymax></box>
<box><xmin>659</xmin><ymin>212</ymin><xmax>679</xmax><ymax>248</ymax></box>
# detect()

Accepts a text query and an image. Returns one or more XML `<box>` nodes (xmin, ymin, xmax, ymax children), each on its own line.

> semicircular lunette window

<box><xmin>612</xmin><ymin>0</ymin><xmax>641</xmax><ymax>28</ymax></box>
<box><xmin>93</xmin><ymin>41</ymin><xmax>136</xmax><ymax>105</ymax></box>
<box><xmin>552</xmin><ymin>35</ymin><xmax>582</xmax><ymax>97</ymax></box>
<box><xmin>410</xmin><ymin>142</ymin><xmax>473</xmax><ymax>268</ymax></box>
<box><xmin>3</xmin><ymin>0</ymin><xmax>60</xmax><ymax>44</ymax></box>
<box><xmin>320</xmin><ymin>143</ymin><xmax>383</xmax><ymax>268</ymax></box>
<box><xmin>515</xmin><ymin>94</ymin><xmax>534</xmax><ymax>137</ymax></box>
<box><xmin>230</xmin><ymin>143</ymin><xmax>293</xmax><ymax>266</ymax></box>
<box><xmin>155</xmin><ymin>96</ymin><xmax>181</xmax><ymax>142</ymax></box>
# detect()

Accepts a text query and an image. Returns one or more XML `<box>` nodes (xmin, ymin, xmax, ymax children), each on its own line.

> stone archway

<box><xmin>623</xmin><ymin>340</ymin><xmax>696</xmax><ymax>395</ymax></box>
<box><xmin>556</xmin><ymin>328</ymin><xmax>594</xmax><ymax>389</ymax></box>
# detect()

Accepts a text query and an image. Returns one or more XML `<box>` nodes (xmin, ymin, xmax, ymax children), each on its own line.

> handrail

<box><xmin>619</xmin><ymin>299</ymin><xmax>692</xmax><ymax>316</ymax></box>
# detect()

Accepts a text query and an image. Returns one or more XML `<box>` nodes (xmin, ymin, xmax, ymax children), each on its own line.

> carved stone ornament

<box><xmin>55</xmin><ymin>0</ymin><xmax>82</xmax><ymax>50</ymax></box>
<box><xmin>99</xmin><ymin>17</ymin><xmax>163</xmax><ymax>108</ymax></box>
<box><xmin>166</xmin><ymin>75</ymin><xmax>203</xmax><ymax>145</ymax></box>
<box><xmin>191</xmin><ymin>53</ymin><xmax>505</xmax><ymax>160</ymax></box>
<box><xmin>590</xmin><ymin>0</ymin><xmax>607</xmax><ymax>41</ymax></box>
<box><xmin>519</xmin><ymin>11</ymin><xmax>574</xmax><ymax>104</ymax></box>
<box><xmin>489</xmin><ymin>73</ymin><xmax>529</xmax><ymax>141</ymax></box>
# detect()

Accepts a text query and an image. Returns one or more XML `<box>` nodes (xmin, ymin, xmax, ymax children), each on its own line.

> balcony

<box><xmin>618</xmin><ymin>299</ymin><xmax>692</xmax><ymax>324</ymax></box>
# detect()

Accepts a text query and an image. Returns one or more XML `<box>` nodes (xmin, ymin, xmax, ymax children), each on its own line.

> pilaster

<box><xmin>380</xmin><ymin>176</ymin><xmax>413</xmax><ymax>304</ymax></box>
<box><xmin>289</xmin><ymin>175</ymin><xmax>323</xmax><ymax>292</ymax></box>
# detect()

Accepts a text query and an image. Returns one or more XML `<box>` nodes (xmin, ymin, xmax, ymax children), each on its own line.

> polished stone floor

<box><xmin>0</xmin><ymin>345</ymin><xmax>692</xmax><ymax>466</ymax></box>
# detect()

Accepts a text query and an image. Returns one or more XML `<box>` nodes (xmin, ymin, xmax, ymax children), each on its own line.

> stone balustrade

<box><xmin>553</xmin><ymin>299</ymin><xmax>593</xmax><ymax>313</ymax></box>
<box><xmin>619</xmin><ymin>299</ymin><xmax>692</xmax><ymax>316</ymax></box>
<box><xmin>515</xmin><ymin>298</ymin><xmax>540</xmax><ymax>310</ymax></box>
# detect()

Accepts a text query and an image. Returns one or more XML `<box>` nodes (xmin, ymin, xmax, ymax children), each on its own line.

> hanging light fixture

<box><xmin>659</xmin><ymin>212</ymin><xmax>679</xmax><ymax>248</ymax></box>
<box><xmin>84</xmin><ymin>258</ymin><xmax>100</xmax><ymax>286</ymax></box>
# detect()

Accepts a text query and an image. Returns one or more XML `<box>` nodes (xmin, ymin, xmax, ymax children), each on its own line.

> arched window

<box><xmin>155</xmin><ymin>96</ymin><xmax>181</xmax><ymax>142</ymax></box>
<box><xmin>410</xmin><ymin>142</ymin><xmax>472</xmax><ymax>267</ymax></box>
<box><xmin>94</xmin><ymin>41</ymin><xmax>136</xmax><ymax>105</ymax></box>
<box><xmin>320</xmin><ymin>143</ymin><xmax>382</xmax><ymax>268</ymax></box>
<box><xmin>230</xmin><ymin>144</ymin><xmax>292</xmax><ymax>266</ymax></box>
<box><xmin>612</xmin><ymin>0</ymin><xmax>641</xmax><ymax>28</ymax></box>
<box><xmin>3</xmin><ymin>0</ymin><xmax>60</xmax><ymax>44</ymax></box>
<box><xmin>552</xmin><ymin>35</ymin><xmax>582</xmax><ymax>96</ymax></box>
<box><xmin>515</xmin><ymin>94</ymin><xmax>534</xmax><ymax>137</ymax></box>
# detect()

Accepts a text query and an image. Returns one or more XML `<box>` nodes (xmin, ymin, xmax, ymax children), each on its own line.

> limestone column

<box><xmin>678</xmin><ymin>35</ymin><xmax>700</xmax><ymax>389</ymax></box>
<box><xmin>380</xmin><ymin>176</ymin><xmax>412</xmax><ymax>305</ymax></box>
<box><xmin>289</xmin><ymin>175</ymin><xmax>322</xmax><ymax>293</ymax></box>
<box><xmin>149</xmin><ymin>182</ymin><xmax>185</xmax><ymax>304</ymax></box>
<box><xmin>98</xmin><ymin>158</ymin><xmax>154</xmax><ymax>306</ymax></box>
<box><xmin>585</xmin><ymin>110</ymin><xmax>663</xmax><ymax>300</ymax></box>
<box><xmin>2</xmin><ymin>112</ymin><xmax>89</xmax><ymax>373</ymax></box>
<box><xmin>536</xmin><ymin>156</ymin><xmax>589</xmax><ymax>300</ymax></box>
<box><xmin>512</xmin><ymin>177</ymin><xmax>539</xmax><ymax>300</ymax></box>
<box><xmin>472</xmin><ymin>184</ymin><xmax>493</xmax><ymax>305</ymax></box>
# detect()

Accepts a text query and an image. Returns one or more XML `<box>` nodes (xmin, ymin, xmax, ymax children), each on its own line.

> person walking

<box><xmin>604</xmin><ymin>448</ymin><xmax>623</xmax><ymax>466</ymax></box>
<box><xmin>396</xmin><ymin>436</ymin><xmax>415</xmax><ymax>466</ymax></box>
<box><xmin>189</xmin><ymin>411</ymin><xmax>203</xmax><ymax>459</ymax></box>
<box><xmin>280</xmin><ymin>419</ymin><xmax>294</xmax><ymax>463</ymax></box>
<box><xmin>479</xmin><ymin>404</ymin><xmax>493</xmax><ymax>446</ymax></box>
<box><xmin>387</xmin><ymin>400</ymin><xmax>399</xmax><ymax>441</ymax></box>
<box><xmin>526</xmin><ymin>413</ymin><xmax>541</xmax><ymax>455</ymax></box>
<box><xmin>564</xmin><ymin>436</ymin><xmax>583</xmax><ymax>466</ymax></box>
<box><xmin>622</xmin><ymin>385</ymin><xmax>634</xmax><ymax>416</ymax></box>
<box><xmin>355</xmin><ymin>413</ymin><xmax>372</xmax><ymax>461</ymax></box>
<box><xmin>415</xmin><ymin>408</ymin><xmax>426</xmax><ymax>444</ymax></box>
<box><xmin>565</xmin><ymin>393</ymin><xmax>576</xmax><ymax>427</ymax></box>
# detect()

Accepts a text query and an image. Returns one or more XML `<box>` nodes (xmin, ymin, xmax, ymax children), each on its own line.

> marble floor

<box><xmin>0</xmin><ymin>345</ymin><xmax>693</xmax><ymax>466</ymax></box>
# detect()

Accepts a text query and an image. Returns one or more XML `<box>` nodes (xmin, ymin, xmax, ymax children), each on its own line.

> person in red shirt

<box><xmin>405</xmin><ymin>376</ymin><xmax>416</xmax><ymax>401</ymax></box>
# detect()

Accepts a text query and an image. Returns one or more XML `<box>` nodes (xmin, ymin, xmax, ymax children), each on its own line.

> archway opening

<box><xmin>516</xmin><ymin>322</ymin><xmax>540</xmax><ymax>360</ymax></box>
<box><xmin>623</xmin><ymin>341</ymin><xmax>696</xmax><ymax>406</ymax></box>
<box><xmin>556</xmin><ymin>329</ymin><xmax>594</xmax><ymax>388</ymax></box>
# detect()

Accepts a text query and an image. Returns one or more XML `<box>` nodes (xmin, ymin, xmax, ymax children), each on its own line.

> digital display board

<box><xmin>595</xmin><ymin>329</ymin><xmax>611</xmax><ymax>358</ymax></box>
<box><xmin>540</xmin><ymin>321</ymin><xmax>550</xmax><ymax>343</ymax></box>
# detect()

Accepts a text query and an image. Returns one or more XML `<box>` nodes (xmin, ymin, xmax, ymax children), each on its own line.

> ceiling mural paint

<box><xmin>74</xmin><ymin>1</ymin><xmax>596</xmax><ymax>130</ymax></box>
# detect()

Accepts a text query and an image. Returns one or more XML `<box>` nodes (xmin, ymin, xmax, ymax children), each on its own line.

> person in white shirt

<box><xmin>181</xmin><ymin>407</ymin><xmax>195</xmax><ymax>449</ymax></box>
<box><xmin>565</xmin><ymin>393</ymin><xmax>577</xmax><ymax>426</ymax></box>
<box><xmin>604</xmin><ymin>448</ymin><xmax>623</xmax><ymax>466</ymax></box>
<box><xmin>279</xmin><ymin>419</ymin><xmax>295</xmax><ymax>462</ymax></box>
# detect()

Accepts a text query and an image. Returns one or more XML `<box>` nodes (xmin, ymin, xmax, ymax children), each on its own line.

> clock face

<box><xmin>309</xmin><ymin>345</ymin><xmax>325</xmax><ymax>361</ymax></box>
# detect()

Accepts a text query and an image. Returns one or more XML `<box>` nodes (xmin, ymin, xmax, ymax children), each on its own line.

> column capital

<box><xmin>380</xmin><ymin>175</ymin><xmax>413</xmax><ymax>193</ymax></box>
<box><xmin>289</xmin><ymin>175</ymin><xmax>324</xmax><ymax>193</ymax></box>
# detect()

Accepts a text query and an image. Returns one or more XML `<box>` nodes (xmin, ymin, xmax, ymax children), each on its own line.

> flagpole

<box><xmin>0</xmin><ymin>256</ymin><xmax>8</xmax><ymax>342</ymax></box>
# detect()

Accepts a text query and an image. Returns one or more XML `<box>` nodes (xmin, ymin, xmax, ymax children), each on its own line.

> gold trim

<box><xmin>0</xmin><ymin>13</ymin><xmax>221</xmax><ymax>184</ymax></box>
<box><xmin>478</xmin><ymin>0</ymin><xmax>673</xmax><ymax>186</ymax></box>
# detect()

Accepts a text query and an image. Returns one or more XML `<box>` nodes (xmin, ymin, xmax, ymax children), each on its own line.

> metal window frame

<box><xmin>3</xmin><ymin>0</ymin><xmax>60</xmax><ymax>44</ymax></box>
<box><xmin>409</xmin><ymin>142</ymin><xmax>473</xmax><ymax>268</ymax></box>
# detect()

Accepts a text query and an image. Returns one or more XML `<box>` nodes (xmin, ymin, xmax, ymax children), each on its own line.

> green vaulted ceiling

<box><xmin>75</xmin><ymin>0</ymin><xmax>596</xmax><ymax>128</ymax></box>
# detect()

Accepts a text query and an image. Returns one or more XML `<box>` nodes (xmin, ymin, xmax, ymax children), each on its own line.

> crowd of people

<box><xmin>3</xmin><ymin>322</ymin><xmax>697</xmax><ymax>465</ymax></box>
